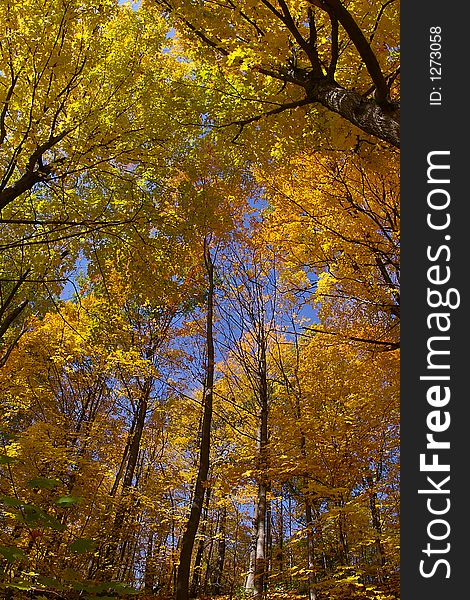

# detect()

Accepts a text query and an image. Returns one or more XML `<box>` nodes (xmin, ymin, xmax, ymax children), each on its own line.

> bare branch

<box><xmin>303</xmin><ymin>325</ymin><xmax>399</xmax><ymax>350</ymax></box>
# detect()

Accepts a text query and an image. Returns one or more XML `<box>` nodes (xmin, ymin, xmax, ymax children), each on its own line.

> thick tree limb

<box><xmin>155</xmin><ymin>0</ymin><xmax>399</xmax><ymax>147</ymax></box>
<box><xmin>0</xmin><ymin>268</ymin><xmax>31</xmax><ymax>322</ymax></box>
<box><xmin>308</xmin><ymin>0</ymin><xmax>390</xmax><ymax>103</ymax></box>
<box><xmin>304</xmin><ymin>78</ymin><xmax>399</xmax><ymax>147</ymax></box>
<box><xmin>0</xmin><ymin>130</ymin><xmax>69</xmax><ymax>210</ymax></box>
<box><xmin>0</xmin><ymin>299</ymin><xmax>29</xmax><ymax>340</ymax></box>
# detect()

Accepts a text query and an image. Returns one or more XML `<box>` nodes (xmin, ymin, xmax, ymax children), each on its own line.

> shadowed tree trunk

<box><xmin>337</xmin><ymin>500</ymin><xmax>349</xmax><ymax>565</ymax></box>
<box><xmin>203</xmin><ymin>512</ymin><xmax>218</xmax><ymax>595</ymax></box>
<box><xmin>367</xmin><ymin>474</ymin><xmax>386</xmax><ymax>580</ymax></box>
<box><xmin>278</xmin><ymin>493</ymin><xmax>284</xmax><ymax>580</ymax></box>
<box><xmin>144</xmin><ymin>532</ymin><xmax>158</xmax><ymax>593</ymax></box>
<box><xmin>93</xmin><ymin>379</ymin><xmax>151</xmax><ymax>581</ymax></box>
<box><xmin>176</xmin><ymin>236</ymin><xmax>215</xmax><ymax>600</ymax></box>
<box><xmin>305</xmin><ymin>500</ymin><xmax>317</xmax><ymax>600</ymax></box>
<box><xmin>212</xmin><ymin>505</ymin><xmax>227</xmax><ymax>595</ymax></box>
<box><xmin>190</xmin><ymin>487</ymin><xmax>212</xmax><ymax>597</ymax></box>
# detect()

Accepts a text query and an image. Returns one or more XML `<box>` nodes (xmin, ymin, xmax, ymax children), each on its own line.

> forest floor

<box><xmin>138</xmin><ymin>595</ymin><xmax>308</xmax><ymax>600</ymax></box>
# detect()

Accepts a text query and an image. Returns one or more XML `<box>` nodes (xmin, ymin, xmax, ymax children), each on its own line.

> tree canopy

<box><xmin>1</xmin><ymin>1</ymin><xmax>400</xmax><ymax>599</ymax></box>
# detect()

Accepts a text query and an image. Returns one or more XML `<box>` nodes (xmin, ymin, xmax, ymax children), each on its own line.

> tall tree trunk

<box><xmin>288</xmin><ymin>495</ymin><xmax>293</xmax><ymax>584</ymax></box>
<box><xmin>230</xmin><ymin>508</ymin><xmax>240</xmax><ymax>600</ymax></box>
<box><xmin>113</xmin><ymin>379</ymin><xmax>151</xmax><ymax>530</ymax></box>
<box><xmin>245</xmin><ymin>502</ymin><xmax>258</xmax><ymax>593</ymax></box>
<box><xmin>245</xmin><ymin>381</ymin><xmax>269</xmax><ymax>599</ymax></box>
<box><xmin>95</xmin><ymin>381</ymin><xmax>151</xmax><ymax>581</ymax></box>
<box><xmin>144</xmin><ymin>532</ymin><xmax>155</xmax><ymax>593</ymax></box>
<box><xmin>278</xmin><ymin>493</ymin><xmax>284</xmax><ymax>580</ymax></box>
<box><xmin>337</xmin><ymin>501</ymin><xmax>349</xmax><ymax>565</ymax></box>
<box><xmin>212</xmin><ymin>505</ymin><xmax>227</xmax><ymax>595</ymax></box>
<box><xmin>190</xmin><ymin>487</ymin><xmax>212</xmax><ymax>597</ymax></box>
<box><xmin>254</xmin><ymin>479</ymin><xmax>267</xmax><ymax>600</ymax></box>
<box><xmin>313</xmin><ymin>504</ymin><xmax>328</xmax><ymax>573</ymax></box>
<box><xmin>292</xmin><ymin>379</ymin><xmax>317</xmax><ymax>600</ymax></box>
<box><xmin>266</xmin><ymin>495</ymin><xmax>272</xmax><ymax>587</ymax></box>
<box><xmin>202</xmin><ymin>512</ymin><xmax>217</xmax><ymax>595</ymax></box>
<box><xmin>253</xmin><ymin>348</ymin><xmax>269</xmax><ymax>600</ymax></box>
<box><xmin>165</xmin><ymin>493</ymin><xmax>177</xmax><ymax>595</ymax></box>
<box><xmin>367</xmin><ymin>475</ymin><xmax>386</xmax><ymax>580</ymax></box>
<box><xmin>176</xmin><ymin>238</ymin><xmax>215</xmax><ymax>600</ymax></box>
<box><xmin>305</xmin><ymin>500</ymin><xmax>316</xmax><ymax>600</ymax></box>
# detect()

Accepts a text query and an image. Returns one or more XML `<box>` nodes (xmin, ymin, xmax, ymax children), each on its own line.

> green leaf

<box><xmin>55</xmin><ymin>495</ymin><xmax>82</xmax><ymax>507</ymax></box>
<box><xmin>0</xmin><ymin>454</ymin><xmax>18</xmax><ymax>465</ymax></box>
<box><xmin>0</xmin><ymin>430</ymin><xmax>17</xmax><ymax>443</ymax></box>
<box><xmin>68</xmin><ymin>538</ymin><xmax>95</xmax><ymax>554</ymax></box>
<box><xmin>37</xmin><ymin>575</ymin><xmax>64</xmax><ymax>590</ymax></box>
<box><xmin>21</xmin><ymin>504</ymin><xmax>45</xmax><ymax>524</ymax></box>
<box><xmin>42</xmin><ymin>515</ymin><xmax>66</xmax><ymax>531</ymax></box>
<box><xmin>26</xmin><ymin>477</ymin><xmax>60</xmax><ymax>490</ymax></box>
<box><xmin>16</xmin><ymin>505</ymin><xmax>65</xmax><ymax>531</ymax></box>
<box><xmin>0</xmin><ymin>495</ymin><xmax>25</xmax><ymax>508</ymax></box>
<box><xmin>0</xmin><ymin>546</ymin><xmax>28</xmax><ymax>563</ymax></box>
<box><xmin>8</xmin><ymin>580</ymin><xmax>33</xmax><ymax>591</ymax></box>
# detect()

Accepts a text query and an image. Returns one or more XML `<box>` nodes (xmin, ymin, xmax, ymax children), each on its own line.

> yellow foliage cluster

<box><xmin>1</xmin><ymin>1</ymin><xmax>400</xmax><ymax>598</ymax></box>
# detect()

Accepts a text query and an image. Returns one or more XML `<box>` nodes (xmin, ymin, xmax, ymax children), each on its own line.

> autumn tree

<box><xmin>214</xmin><ymin>244</ymin><xmax>288</xmax><ymax>600</ymax></box>
<box><xmin>0</xmin><ymin>0</ymin><xmax>203</xmax><ymax>351</ymax></box>
<box><xmin>176</xmin><ymin>236</ymin><xmax>216</xmax><ymax>600</ymax></box>
<box><xmin>258</xmin><ymin>145</ymin><xmax>400</xmax><ymax>352</ymax></box>
<box><xmin>1</xmin><ymin>2</ymin><xmax>400</xmax><ymax>599</ymax></box>
<box><xmin>268</xmin><ymin>332</ymin><xmax>400</xmax><ymax>597</ymax></box>
<box><xmin>155</xmin><ymin>0</ymin><xmax>399</xmax><ymax>148</ymax></box>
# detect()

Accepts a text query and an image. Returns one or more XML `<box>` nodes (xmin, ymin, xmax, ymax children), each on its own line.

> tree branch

<box><xmin>308</xmin><ymin>0</ymin><xmax>390</xmax><ymax>103</ymax></box>
<box><xmin>303</xmin><ymin>326</ymin><xmax>399</xmax><ymax>350</ymax></box>
<box><xmin>0</xmin><ymin>129</ymin><xmax>69</xmax><ymax>210</ymax></box>
<box><xmin>216</xmin><ymin>97</ymin><xmax>312</xmax><ymax>142</ymax></box>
